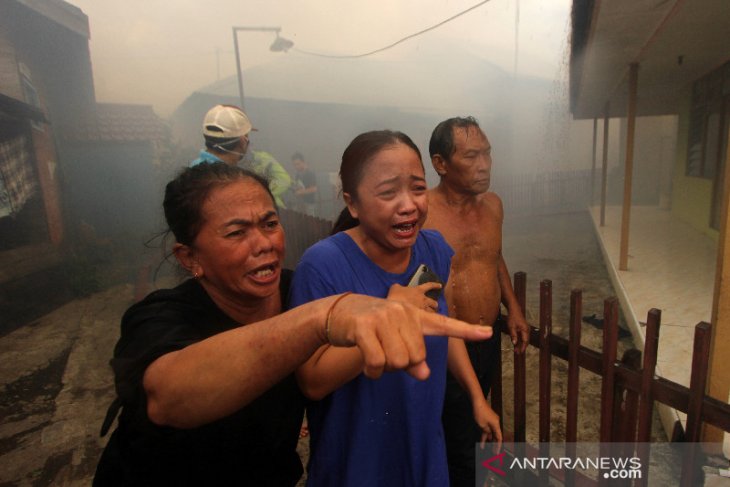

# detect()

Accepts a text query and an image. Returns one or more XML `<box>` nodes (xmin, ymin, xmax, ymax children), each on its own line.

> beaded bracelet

<box><xmin>325</xmin><ymin>292</ymin><xmax>354</xmax><ymax>343</ymax></box>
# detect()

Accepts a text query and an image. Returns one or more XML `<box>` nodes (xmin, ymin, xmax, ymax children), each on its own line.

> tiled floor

<box><xmin>589</xmin><ymin>205</ymin><xmax>717</xmax><ymax>433</ymax></box>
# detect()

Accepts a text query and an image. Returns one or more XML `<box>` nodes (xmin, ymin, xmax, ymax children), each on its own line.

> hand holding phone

<box><xmin>407</xmin><ymin>264</ymin><xmax>443</xmax><ymax>301</ymax></box>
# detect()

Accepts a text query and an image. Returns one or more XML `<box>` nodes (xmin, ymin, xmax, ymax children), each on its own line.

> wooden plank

<box><xmin>566</xmin><ymin>289</ymin><xmax>582</xmax><ymax>442</ymax></box>
<box><xmin>599</xmin><ymin>297</ymin><xmax>619</xmax><ymax>441</ymax></box>
<box><xmin>565</xmin><ymin>289</ymin><xmax>582</xmax><ymax>487</ymax></box>
<box><xmin>539</xmin><ymin>280</ymin><xmax>552</xmax><ymax>486</ymax></box>
<box><xmin>598</xmin><ymin>298</ymin><xmax>619</xmax><ymax>487</ymax></box>
<box><xmin>619</xmin><ymin>349</ymin><xmax>641</xmax><ymax>443</ymax></box>
<box><xmin>610</xmin><ymin>349</ymin><xmax>641</xmax><ymax>446</ymax></box>
<box><xmin>539</xmin><ymin>279</ymin><xmax>553</xmax><ymax>442</ymax></box>
<box><xmin>492</xmin><ymin>343</ymin><xmax>503</xmax><ymax>418</ymax></box>
<box><xmin>635</xmin><ymin>308</ymin><xmax>661</xmax><ymax>487</ymax></box>
<box><xmin>600</xmin><ymin>105</ymin><xmax>609</xmax><ymax>226</ymax></box>
<box><xmin>611</xmin><ymin>369</ymin><xmax>625</xmax><ymax>441</ymax></box>
<box><xmin>619</xmin><ymin>349</ymin><xmax>642</xmax><ymax>487</ymax></box>
<box><xmin>680</xmin><ymin>322</ymin><xmax>712</xmax><ymax>487</ymax></box>
<box><xmin>619</xmin><ymin>63</ymin><xmax>639</xmax><ymax>271</ymax></box>
<box><xmin>591</xmin><ymin>118</ymin><xmax>598</xmax><ymax>205</ymax></box>
<box><xmin>707</xmin><ymin>118</ymin><xmax>730</xmax><ymax>443</ymax></box>
<box><xmin>513</xmin><ymin>272</ymin><xmax>527</xmax><ymax>443</ymax></box>
<box><xmin>637</xmin><ymin>309</ymin><xmax>661</xmax><ymax>441</ymax></box>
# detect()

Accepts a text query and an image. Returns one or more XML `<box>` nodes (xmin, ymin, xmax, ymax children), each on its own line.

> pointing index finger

<box><xmin>419</xmin><ymin>311</ymin><xmax>493</xmax><ymax>341</ymax></box>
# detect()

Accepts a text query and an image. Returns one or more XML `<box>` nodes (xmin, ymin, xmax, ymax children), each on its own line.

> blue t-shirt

<box><xmin>290</xmin><ymin>230</ymin><xmax>454</xmax><ymax>487</ymax></box>
<box><xmin>190</xmin><ymin>149</ymin><xmax>222</xmax><ymax>167</ymax></box>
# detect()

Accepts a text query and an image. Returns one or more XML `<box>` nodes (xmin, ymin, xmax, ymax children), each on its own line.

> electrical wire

<box><xmin>292</xmin><ymin>0</ymin><xmax>492</xmax><ymax>59</ymax></box>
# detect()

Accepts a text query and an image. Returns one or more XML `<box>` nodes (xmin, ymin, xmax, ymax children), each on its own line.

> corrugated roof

<box><xmin>64</xmin><ymin>103</ymin><xmax>166</xmax><ymax>142</ymax></box>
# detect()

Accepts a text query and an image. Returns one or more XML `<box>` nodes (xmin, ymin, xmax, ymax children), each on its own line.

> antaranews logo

<box><xmin>482</xmin><ymin>451</ymin><xmax>507</xmax><ymax>477</ymax></box>
<box><xmin>480</xmin><ymin>449</ymin><xmax>642</xmax><ymax>481</ymax></box>
<box><xmin>479</xmin><ymin>442</ymin><xmax>719</xmax><ymax>485</ymax></box>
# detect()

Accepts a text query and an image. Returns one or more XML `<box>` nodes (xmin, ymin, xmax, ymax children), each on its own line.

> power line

<box><xmin>292</xmin><ymin>0</ymin><xmax>492</xmax><ymax>59</ymax></box>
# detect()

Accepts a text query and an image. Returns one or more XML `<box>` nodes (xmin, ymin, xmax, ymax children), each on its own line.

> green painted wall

<box><xmin>671</xmin><ymin>88</ymin><xmax>720</xmax><ymax>241</ymax></box>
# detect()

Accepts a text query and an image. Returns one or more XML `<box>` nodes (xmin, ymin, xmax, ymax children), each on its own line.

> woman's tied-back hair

<box><xmin>163</xmin><ymin>162</ymin><xmax>275</xmax><ymax>246</ymax></box>
<box><xmin>332</xmin><ymin>130</ymin><xmax>423</xmax><ymax>235</ymax></box>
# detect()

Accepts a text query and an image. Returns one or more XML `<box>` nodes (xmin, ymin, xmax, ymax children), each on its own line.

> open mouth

<box><xmin>248</xmin><ymin>263</ymin><xmax>278</xmax><ymax>282</ymax></box>
<box><xmin>392</xmin><ymin>221</ymin><xmax>417</xmax><ymax>235</ymax></box>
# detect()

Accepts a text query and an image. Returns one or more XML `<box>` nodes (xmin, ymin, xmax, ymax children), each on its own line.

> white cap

<box><xmin>202</xmin><ymin>105</ymin><xmax>253</xmax><ymax>139</ymax></box>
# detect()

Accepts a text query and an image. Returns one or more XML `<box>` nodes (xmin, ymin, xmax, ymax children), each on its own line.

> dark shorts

<box><xmin>442</xmin><ymin>314</ymin><xmax>504</xmax><ymax>487</ymax></box>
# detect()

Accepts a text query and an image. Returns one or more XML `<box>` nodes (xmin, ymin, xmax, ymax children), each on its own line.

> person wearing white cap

<box><xmin>191</xmin><ymin>104</ymin><xmax>292</xmax><ymax>207</ymax></box>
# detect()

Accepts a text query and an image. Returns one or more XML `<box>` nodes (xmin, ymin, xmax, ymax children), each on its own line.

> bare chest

<box><xmin>425</xmin><ymin>207</ymin><xmax>502</xmax><ymax>259</ymax></box>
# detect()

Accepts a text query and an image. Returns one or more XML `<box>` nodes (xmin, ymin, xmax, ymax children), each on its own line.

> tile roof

<box><xmin>63</xmin><ymin>103</ymin><xmax>166</xmax><ymax>142</ymax></box>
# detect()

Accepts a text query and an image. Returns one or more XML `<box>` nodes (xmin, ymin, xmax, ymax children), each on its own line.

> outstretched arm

<box><xmin>144</xmin><ymin>293</ymin><xmax>493</xmax><ymax>429</ymax></box>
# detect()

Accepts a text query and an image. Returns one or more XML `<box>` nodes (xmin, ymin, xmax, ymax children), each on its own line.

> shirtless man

<box><xmin>423</xmin><ymin>116</ymin><xmax>529</xmax><ymax>487</ymax></box>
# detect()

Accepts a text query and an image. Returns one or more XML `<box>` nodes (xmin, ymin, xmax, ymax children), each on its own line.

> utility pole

<box><xmin>216</xmin><ymin>48</ymin><xmax>220</xmax><ymax>81</ymax></box>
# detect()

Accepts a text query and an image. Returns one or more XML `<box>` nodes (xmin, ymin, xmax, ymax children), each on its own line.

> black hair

<box><xmin>291</xmin><ymin>152</ymin><xmax>305</xmax><ymax>161</ymax></box>
<box><xmin>331</xmin><ymin>130</ymin><xmax>423</xmax><ymax>234</ymax></box>
<box><xmin>163</xmin><ymin>162</ymin><xmax>275</xmax><ymax>246</ymax></box>
<box><xmin>428</xmin><ymin>116</ymin><xmax>481</xmax><ymax>161</ymax></box>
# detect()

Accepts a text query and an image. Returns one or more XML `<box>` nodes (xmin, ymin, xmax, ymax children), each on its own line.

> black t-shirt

<box><xmin>94</xmin><ymin>271</ymin><xmax>304</xmax><ymax>486</ymax></box>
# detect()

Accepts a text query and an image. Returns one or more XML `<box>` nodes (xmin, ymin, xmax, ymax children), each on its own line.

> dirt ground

<box><xmin>0</xmin><ymin>210</ymin><xmax>667</xmax><ymax>486</ymax></box>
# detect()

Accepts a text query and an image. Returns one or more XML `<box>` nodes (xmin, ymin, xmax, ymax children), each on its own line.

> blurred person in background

<box><xmin>291</xmin><ymin>152</ymin><xmax>318</xmax><ymax>216</ymax></box>
<box><xmin>191</xmin><ymin>104</ymin><xmax>292</xmax><ymax>207</ymax></box>
<box><xmin>424</xmin><ymin>116</ymin><xmax>529</xmax><ymax>487</ymax></box>
<box><xmin>94</xmin><ymin>162</ymin><xmax>490</xmax><ymax>486</ymax></box>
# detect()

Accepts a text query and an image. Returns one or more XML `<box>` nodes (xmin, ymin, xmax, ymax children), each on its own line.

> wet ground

<box><xmin>499</xmin><ymin>210</ymin><xmax>660</xmax><ymax>444</ymax></box>
<box><xmin>0</xmin><ymin>211</ymin><xmax>666</xmax><ymax>486</ymax></box>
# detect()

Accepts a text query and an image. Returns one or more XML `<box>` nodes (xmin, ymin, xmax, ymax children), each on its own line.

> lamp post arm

<box><xmin>232</xmin><ymin>27</ymin><xmax>245</xmax><ymax>109</ymax></box>
<box><xmin>231</xmin><ymin>26</ymin><xmax>288</xmax><ymax>110</ymax></box>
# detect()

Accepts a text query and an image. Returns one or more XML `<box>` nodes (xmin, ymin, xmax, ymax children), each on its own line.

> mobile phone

<box><xmin>407</xmin><ymin>264</ymin><xmax>443</xmax><ymax>301</ymax></box>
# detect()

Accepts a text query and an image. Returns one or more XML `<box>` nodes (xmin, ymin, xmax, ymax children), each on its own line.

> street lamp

<box><xmin>232</xmin><ymin>26</ymin><xmax>294</xmax><ymax>109</ymax></box>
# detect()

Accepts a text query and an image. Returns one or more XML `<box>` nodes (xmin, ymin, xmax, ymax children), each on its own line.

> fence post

<box><xmin>539</xmin><ymin>279</ymin><xmax>552</xmax><ymax>485</ymax></box>
<box><xmin>565</xmin><ymin>289</ymin><xmax>582</xmax><ymax>487</ymax></box>
<box><xmin>609</xmin><ymin>348</ymin><xmax>642</xmax><ymax>487</ymax></box>
<box><xmin>492</xmin><ymin>324</ymin><xmax>503</xmax><ymax>419</ymax></box>
<box><xmin>511</xmin><ymin>272</ymin><xmax>528</xmax><ymax>487</ymax></box>
<box><xmin>612</xmin><ymin>349</ymin><xmax>641</xmax><ymax>443</ymax></box>
<box><xmin>680</xmin><ymin>322</ymin><xmax>712</xmax><ymax>487</ymax></box>
<box><xmin>598</xmin><ymin>297</ymin><xmax>619</xmax><ymax>487</ymax></box>
<box><xmin>599</xmin><ymin>297</ymin><xmax>619</xmax><ymax>441</ymax></box>
<box><xmin>513</xmin><ymin>272</ymin><xmax>527</xmax><ymax>443</ymax></box>
<box><xmin>635</xmin><ymin>308</ymin><xmax>661</xmax><ymax>487</ymax></box>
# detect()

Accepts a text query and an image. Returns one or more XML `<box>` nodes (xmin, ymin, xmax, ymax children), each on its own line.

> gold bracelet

<box><xmin>325</xmin><ymin>292</ymin><xmax>353</xmax><ymax>343</ymax></box>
